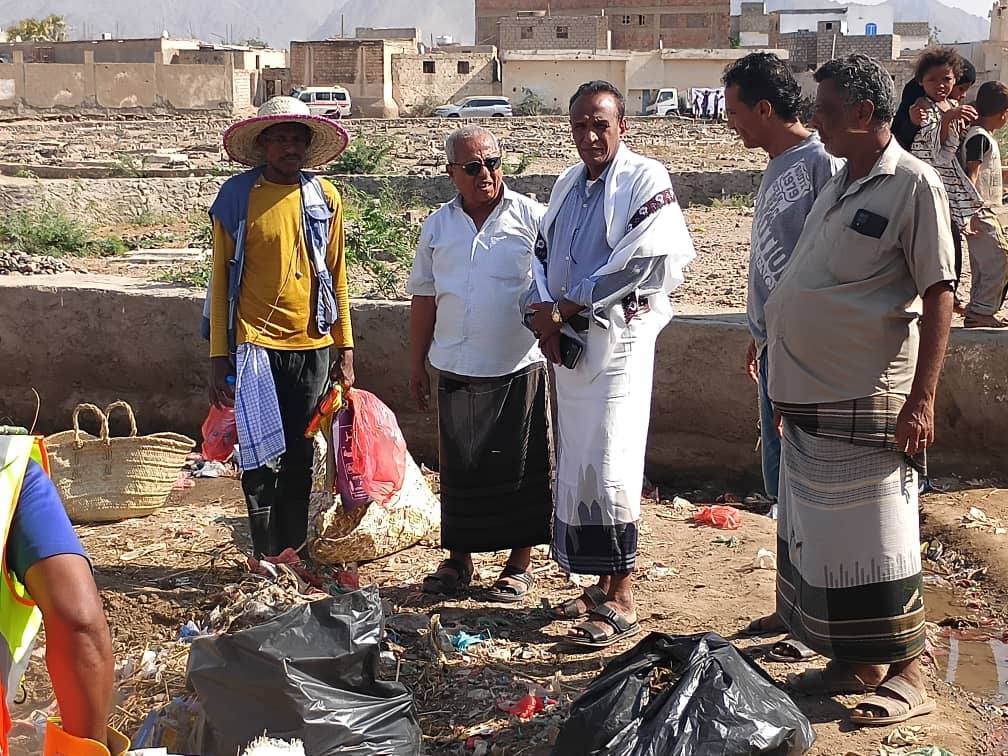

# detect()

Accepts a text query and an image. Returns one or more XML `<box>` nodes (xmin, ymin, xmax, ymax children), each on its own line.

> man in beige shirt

<box><xmin>765</xmin><ymin>54</ymin><xmax>955</xmax><ymax>727</ymax></box>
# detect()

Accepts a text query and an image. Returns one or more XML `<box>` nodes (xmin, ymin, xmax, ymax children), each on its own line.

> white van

<box><xmin>644</xmin><ymin>88</ymin><xmax>679</xmax><ymax>116</ymax></box>
<box><xmin>292</xmin><ymin>86</ymin><xmax>352</xmax><ymax>118</ymax></box>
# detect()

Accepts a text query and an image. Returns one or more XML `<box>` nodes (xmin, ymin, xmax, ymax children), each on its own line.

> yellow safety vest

<box><xmin>1</xmin><ymin>434</ymin><xmax>47</xmax><ymax>756</ymax></box>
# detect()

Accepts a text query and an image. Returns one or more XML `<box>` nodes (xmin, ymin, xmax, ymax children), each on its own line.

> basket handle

<box><xmin>72</xmin><ymin>404</ymin><xmax>110</xmax><ymax>447</ymax></box>
<box><xmin>103</xmin><ymin>401</ymin><xmax>138</xmax><ymax>438</ymax></box>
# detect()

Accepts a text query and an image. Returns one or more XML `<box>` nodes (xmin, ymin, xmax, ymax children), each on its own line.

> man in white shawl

<box><xmin>525</xmin><ymin>81</ymin><xmax>695</xmax><ymax>648</ymax></box>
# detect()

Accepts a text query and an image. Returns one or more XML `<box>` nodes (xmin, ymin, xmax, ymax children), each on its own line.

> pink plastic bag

<box><xmin>201</xmin><ymin>404</ymin><xmax>237</xmax><ymax>461</ymax></box>
<box><xmin>347</xmin><ymin>389</ymin><xmax>407</xmax><ymax>507</ymax></box>
<box><xmin>333</xmin><ymin>402</ymin><xmax>372</xmax><ymax>512</ymax></box>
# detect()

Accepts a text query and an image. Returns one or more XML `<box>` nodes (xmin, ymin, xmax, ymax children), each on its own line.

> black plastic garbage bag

<box><xmin>187</xmin><ymin>585</ymin><xmax>421</xmax><ymax>755</ymax></box>
<box><xmin>552</xmin><ymin>632</ymin><xmax>815</xmax><ymax>756</ymax></box>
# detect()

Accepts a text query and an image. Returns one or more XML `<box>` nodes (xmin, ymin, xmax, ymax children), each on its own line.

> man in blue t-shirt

<box><xmin>722</xmin><ymin>53</ymin><xmax>842</xmax><ymax>647</ymax></box>
<box><xmin>6</xmin><ymin>460</ymin><xmax>120</xmax><ymax>754</ymax></box>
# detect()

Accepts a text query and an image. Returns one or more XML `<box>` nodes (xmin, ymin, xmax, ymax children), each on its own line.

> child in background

<box><xmin>959</xmin><ymin>81</ymin><xmax>1008</xmax><ymax>328</ymax></box>
<box><xmin>910</xmin><ymin>48</ymin><xmax>983</xmax><ymax>311</ymax></box>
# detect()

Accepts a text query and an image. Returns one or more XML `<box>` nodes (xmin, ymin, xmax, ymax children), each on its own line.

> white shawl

<box><xmin>533</xmin><ymin>143</ymin><xmax>695</xmax><ymax>379</ymax></box>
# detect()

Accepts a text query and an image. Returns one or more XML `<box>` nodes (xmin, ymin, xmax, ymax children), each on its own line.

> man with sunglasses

<box><xmin>408</xmin><ymin>125</ymin><xmax>553</xmax><ymax>603</ymax></box>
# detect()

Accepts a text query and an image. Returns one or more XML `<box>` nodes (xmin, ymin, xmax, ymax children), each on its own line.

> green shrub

<box><xmin>341</xmin><ymin>184</ymin><xmax>422</xmax><ymax>297</ymax></box>
<box><xmin>503</xmin><ymin>152</ymin><xmax>538</xmax><ymax>176</ymax></box>
<box><xmin>327</xmin><ymin>137</ymin><xmax>393</xmax><ymax>174</ymax></box>
<box><xmin>155</xmin><ymin>257</ymin><xmax>213</xmax><ymax>288</ymax></box>
<box><xmin>0</xmin><ymin>209</ymin><xmax>126</xmax><ymax>257</ymax></box>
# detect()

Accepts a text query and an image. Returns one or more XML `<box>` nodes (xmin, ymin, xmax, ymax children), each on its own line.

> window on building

<box><xmin>457</xmin><ymin>60</ymin><xmax>471</xmax><ymax>74</ymax></box>
<box><xmin>621</xmin><ymin>15</ymin><xmax>632</xmax><ymax>25</ymax></box>
<box><xmin>638</xmin><ymin>14</ymin><xmax>648</xmax><ymax>25</ymax></box>
<box><xmin>824</xmin><ymin>21</ymin><xmax>834</xmax><ymax>30</ymax></box>
<box><xmin>556</xmin><ymin>25</ymin><xmax>569</xmax><ymax>39</ymax></box>
<box><xmin>521</xmin><ymin>26</ymin><xmax>533</xmax><ymax>39</ymax></box>
<box><xmin>865</xmin><ymin>22</ymin><xmax>877</xmax><ymax>35</ymax></box>
<box><xmin>686</xmin><ymin>14</ymin><xmax>709</xmax><ymax>28</ymax></box>
<box><xmin>423</xmin><ymin>60</ymin><xmax>436</xmax><ymax>73</ymax></box>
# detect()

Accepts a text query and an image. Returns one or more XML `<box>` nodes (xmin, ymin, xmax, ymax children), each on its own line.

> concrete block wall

<box><xmin>499</xmin><ymin>15</ymin><xmax>609</xmax><ymax>49</ymax></box>
<box><xmin>392</xmin><ymin>52</ymin><xmax>500</xmax><ymax>114</ymax></box>
<box><xmin>0</xmin><ymin>53</ymin><xmax>236</xmax><ymax>112</ymax></box>
<box><xmin>0</xmin><ymin>280</ymin><xmax>1004</xmax><ymax>482</ymax></box>
<box><xmin>818</xmin><ymin>31</ymin><xmax>900</xmax><ymax>65</ymax></box>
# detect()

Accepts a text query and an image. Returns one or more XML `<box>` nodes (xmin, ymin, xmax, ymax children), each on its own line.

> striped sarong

<box><xmin>776</xmin><ymin>420</ymin><xmax>926</xmax><ymax>664</ymax></box>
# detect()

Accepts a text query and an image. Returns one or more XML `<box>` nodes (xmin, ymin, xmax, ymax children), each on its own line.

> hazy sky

<box><xmin>750</xmin><ymin>0</ymin><xmax>992</xmax><ymax>18</ymax></box>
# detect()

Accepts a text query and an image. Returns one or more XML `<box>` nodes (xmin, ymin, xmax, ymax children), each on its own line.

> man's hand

<box><xmin>773</xmin><ymin>409</ymin><xmax>783</xmax><ymax>438</ymax></box>
<box><xmin>410</xmin><ymin>367</ymin><xmax>431</xmax><ymax>411</ymax></box>
<box><xmin>209</xmin><ymin>357</ymin><xmax>234</xmax><ymax>409</ymax></box>
<box><xmin>528</xmin><ymin>302</ymin><xmax>562</xmax><ymax>341</ymax></box>
<box><xmin>330</xmin><ymin>347</ymin><xmax>355</xmax><ymax>390</ymax></box>
<box><xmin>894</xmin><ymin>393</ymin><xmax>935</xmax><ymax>455</ymax></box>
<box><xmin>539</xmin><ymin>331</ymin><xmax>562</xmax><ymax>365</ymax></box>
<box><xmin>745</xmin><ymin>340</ymin><xmax>759</xmax><ymax>384</ymax></box>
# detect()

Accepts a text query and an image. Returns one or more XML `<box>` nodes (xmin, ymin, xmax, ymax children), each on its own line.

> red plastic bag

<box><xmin>692</xmin><ymin>505</ymin><xmax>742</xmax><ymax>530</ymax></box>
<box><xmin>346</xmin><ymin>389</ymin><xmax>407</xmax><ymax>507</ymax></box>
<box><xmin>201</xmin><ymin>404</ymin><xmax>237</xmax><ymax>461</ymax></box>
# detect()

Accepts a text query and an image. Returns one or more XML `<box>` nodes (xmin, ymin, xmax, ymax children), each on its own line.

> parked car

<box><xmin>644</xmin><ymin>88</ymin><xmax>679</xmax><ymax>117</ymax></box>
<box><xmin>292</xmin><ymin>86</ymin><xmax>352</xmax><ymax>118</ymax></box>
<box><xmin>434</xmin><ymin>96</ymin><xmax>512</xmax><ymax>118</ymax></box>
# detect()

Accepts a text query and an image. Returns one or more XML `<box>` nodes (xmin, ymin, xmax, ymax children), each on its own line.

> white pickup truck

<box><xmin>644</xmin><ymin>88</ymin><xmax>679</xmax><ymax>116</ymax></box>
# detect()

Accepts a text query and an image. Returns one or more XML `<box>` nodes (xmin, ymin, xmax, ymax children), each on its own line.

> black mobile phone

<box><xmin>559</xmin><ymin>334</ymin><xmax>584</xmax><ymax>370</ymax></box>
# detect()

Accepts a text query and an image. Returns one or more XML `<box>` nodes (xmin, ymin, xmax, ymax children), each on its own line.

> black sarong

<box><xmin>437</xmin><ymin>362</ymin><xmax>553</xmax><ymax>553</ymax></box>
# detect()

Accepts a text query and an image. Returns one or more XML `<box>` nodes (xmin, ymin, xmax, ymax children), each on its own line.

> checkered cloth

<box><xmin>234</xmin><ymin>343</ymin><xmax>286</xmax><ymax>471</ymax></box>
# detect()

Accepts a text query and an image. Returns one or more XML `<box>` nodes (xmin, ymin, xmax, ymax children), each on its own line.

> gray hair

<box><xmin>814</xmin><ymin>54</ymin><xmax>895</xmax><ymax>124</ymax></box>
<box><xmin>444</xmin><ymin>125</ymin><xmax>500</xmax><ymax>162</ymax></box>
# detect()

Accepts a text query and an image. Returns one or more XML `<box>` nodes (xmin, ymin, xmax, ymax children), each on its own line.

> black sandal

<box><xmin>565</xmin><ymin>602</ymin><xmax>641</xmax><ymax>649</ymax></box>
<box><xmin>422</xmin><ymin>558</ymin><xmax>473</xmax><ymax>596</ymax></box>
<box><xmin>551</xmin><ymin>584</ymin><xmax>608</xmax><ymax>620</ymax></box>
<box><xmin>486</xmin><ymin>565</ymin><xmax>535</xmax><ymax>603</ymax></box>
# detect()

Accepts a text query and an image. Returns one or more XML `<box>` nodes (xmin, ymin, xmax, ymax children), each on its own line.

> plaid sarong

<box><xmin>774</xmin><ymin>393</ymin><xmax>926</xmax><ymax>474</ymax></box>
<box><xmin>234</xmin><ymin>343</ymin><xmax>286</xmax><ymax>471</ymax></box>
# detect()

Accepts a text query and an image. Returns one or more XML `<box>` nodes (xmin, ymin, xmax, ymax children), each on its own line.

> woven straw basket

<box><xmin>45</xmin><ymin>401</ymin><xmax>195</xmax><ymax>523</ymax></box>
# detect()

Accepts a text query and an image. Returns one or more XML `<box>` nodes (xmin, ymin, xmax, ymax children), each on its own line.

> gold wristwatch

<box><xmin>551</xmin><ymin>301</ymin><xmax>563</xmax><ymax>324</ymax></box>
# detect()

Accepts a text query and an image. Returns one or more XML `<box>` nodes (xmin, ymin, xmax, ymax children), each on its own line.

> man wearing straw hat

<box><xmin>205</xmin><ymin>96</ymin><xmax>355</xmax><ymax>559</ymax></box>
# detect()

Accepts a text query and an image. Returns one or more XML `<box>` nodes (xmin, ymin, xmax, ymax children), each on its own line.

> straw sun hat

<box><xmin>223</xmin><ymin>96</ymin><xmax>350</xmax><ymax>169</ymax></box>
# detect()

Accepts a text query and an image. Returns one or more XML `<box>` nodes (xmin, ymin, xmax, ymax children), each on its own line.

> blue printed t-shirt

<box><xmin>6</xmin><ymin>461</ymin><xmax>88</xmax><ymax>585</ymax></box>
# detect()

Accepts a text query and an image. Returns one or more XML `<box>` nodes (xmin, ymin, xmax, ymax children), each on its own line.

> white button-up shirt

<box><xmin>407</xmin><ymin>186</ymin><xmax>545</xmax><ymax>377</ymax></box>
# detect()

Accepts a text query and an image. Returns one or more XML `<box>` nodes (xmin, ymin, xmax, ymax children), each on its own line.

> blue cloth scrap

<box><xmin>7</xmin><ymin>460</ymin><xmax>89</xmax><ymax>584</ymax></box>
<box><xmin>450</xmin><ymin>629</ymin><xmax>491</xmax><ymax>652</ymax></box>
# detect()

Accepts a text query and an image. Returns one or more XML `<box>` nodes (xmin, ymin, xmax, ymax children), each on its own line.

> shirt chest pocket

<box><xmin>826</xmin><ymin>209</ymin><xmax>892</xmax><ymax>283</ymax></box>
<box><xmin>484</xmin><ymin>246</ymin><xmax>532</xmax><ymax>281</ymax></box>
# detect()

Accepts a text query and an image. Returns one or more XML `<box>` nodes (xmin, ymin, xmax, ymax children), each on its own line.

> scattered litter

<box><xmin>693</xmin><ymin>505</ymin><xmax>742</xmax><ymax>529</ymax></box>
<box><xmin>753</xmin><ymin>548</ymin><xmax>777</xmax><ymax>570</ymax></box>
<box><xmin>387</xmin><ymin>612</ymin><xmax>430</xmax><ymax>635</ymax></box>
<box><xmin>498</xmin><ymin>694</ymin><xmax>555</xmax><ymax>720</ymax></box>
<box><xmin>716</xmin><ymin>492</ymin><xmax>740</xmax><ymax>504</ymax></box>
<box><xmin>429</xmin><ymin>613</ymin><xmax>456</xmax><ymax>657</ymax></box>
<box><xmin>568</xmin><ymin>573</ymin><xmax>596</xmax><ymax>587</ymax></box>
<box><xmin>171</xmin><ymin>472</ymin><xmax>194</xmax><ymax>491</ymax></box>
<box><xmin>451</xmin><ymin>629</ymin><xmax>491</xmax><ymax>652</ymax></box>
<box><xmin>711</xmin><ymin>535</ymin><xmax>739</xmax><ymax>549</ymax></box>
<box><xmin>960</xmin><ymin>506</ymin><xmax>1005</xmax><ymax>533</ymax></box>
<box><xmin>176</xmin><ymin>620</ymin><xmax>210</xmax><ymax>643</ymax></box>
<box><xmin>240</xmin><ymin>736</ymin><xmax>306</xmax><ymax>755</ymax></box>
<box><xmin>644</xmin><ymin>564</ymin><xmax>675</xmax><ymax>581</ymax></box>
<box><xmin>120</xmin><ymin>543</ymin><xmax>168</xmax><ymax>562</ymax></box>
<box><xmin>881</xmin><ymin>726</ymin><xmax>927</xmax><ymax>748</ymax></box>
<box><xmin>194</xmin><ymin>460</ymin><xmax>232</xmax><ymax>478</ymax></box>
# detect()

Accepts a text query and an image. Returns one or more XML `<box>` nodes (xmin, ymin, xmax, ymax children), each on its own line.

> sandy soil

<box><xmin>8</xmin><ymin>473</ymin><xmax>1008</xmax><ymax>756</ymax></box>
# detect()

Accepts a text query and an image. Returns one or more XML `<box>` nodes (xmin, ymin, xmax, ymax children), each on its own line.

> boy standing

<box><xmin>960</xmin><ymin>80</ymin><xmax>1008</xmax><ymax>328</ymax></box>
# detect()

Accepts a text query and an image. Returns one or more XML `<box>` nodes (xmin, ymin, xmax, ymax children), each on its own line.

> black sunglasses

<box><xmin>449</xmin><ymin>156</ymin><xmax>502</xmax><ymax>176</ymax></box>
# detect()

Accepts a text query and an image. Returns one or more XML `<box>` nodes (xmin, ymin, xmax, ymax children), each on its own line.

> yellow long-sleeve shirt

<box><xmin>209</xmin><ymin>176</ymin><xmax>354</xmax><ymax>358</ymax></box>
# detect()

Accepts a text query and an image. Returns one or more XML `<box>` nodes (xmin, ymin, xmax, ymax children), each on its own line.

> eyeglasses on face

<box><xmin>449</xmin><ymin>156</ymin><xmax>502</xmax><ymax>176</ymax></box>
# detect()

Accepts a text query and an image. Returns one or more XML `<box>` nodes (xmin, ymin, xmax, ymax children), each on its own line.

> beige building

<box><xmin>954</xmin><ymin>0</ymin><xmax>1008</xmax><ymax>85</ymax></box>
<box><xmin>501</xmin><ymin>47</ymin><xmax>787</xmax><ymax>115</ymax></box>
<box><xmin>392</xmin><ymin>46</ymin><xmax>502</xmax><ymax>115</ymax></box>
<box><xmin>0</xmin><ymin>37</ymin><xmax>201</xmax><ymax>64</ymax></box>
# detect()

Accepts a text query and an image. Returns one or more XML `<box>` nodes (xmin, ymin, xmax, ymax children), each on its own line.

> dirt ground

<box><xmin>8</xmin><ymin>470</ymin><xmax>1008</xmax><ymax>756</ymax></box>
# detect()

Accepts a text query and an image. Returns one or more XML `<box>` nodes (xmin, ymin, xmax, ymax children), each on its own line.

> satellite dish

<box><xmin>162</xmin><ymin>29</ymin><xmax>170</xmax><ymax>38</ymax></box>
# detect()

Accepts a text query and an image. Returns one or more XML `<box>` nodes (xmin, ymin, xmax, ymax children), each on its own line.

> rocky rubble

<box><xmin>0</xmin><ymin>248</ymin><xmax>76</xmax><ymax>275</ymax></box>
<box><xmin>0</xmin><ymin>115</ymin><xmax>764</xmax><ymax>176</ymax></box>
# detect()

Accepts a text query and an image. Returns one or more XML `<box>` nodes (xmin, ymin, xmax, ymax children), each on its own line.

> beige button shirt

<box><xmin>765</xmin><ymin>138</ymin><xmax>956</xmax><ymax>405</ymax></box>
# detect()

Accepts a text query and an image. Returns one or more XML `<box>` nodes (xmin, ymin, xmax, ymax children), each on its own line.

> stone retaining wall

<box><xmin>1</xmin><ymin>276</ymin><xmax>1004</xmax><ymax>482</ymax></box>
<box><xmin>0</xmin><ymin>169</ymin><xmax>761</xmax><ymax>224</ymax></box>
